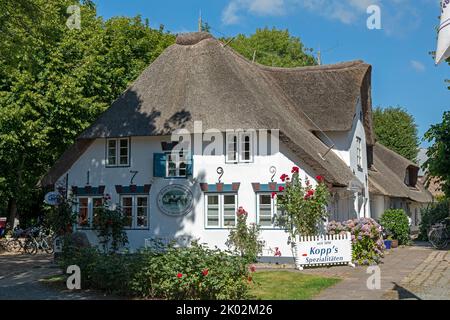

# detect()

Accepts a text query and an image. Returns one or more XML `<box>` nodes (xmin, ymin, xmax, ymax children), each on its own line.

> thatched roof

<box><xmin>42</xmin><ymin>32</ymin><xmax>372</xmax><ymax>187</ymax></box>
<box><xmin>369</xmin><ymin>143</ymin><xmax>432</xmax><ymax>203</ymax></box>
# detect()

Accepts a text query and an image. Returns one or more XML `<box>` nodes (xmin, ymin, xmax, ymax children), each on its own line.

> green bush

<box><xmin>226</xmin><ymin>207</ymin><xmax>265</xmax><ymax>263</ymax></box>
<box><xmin>419</xmin><ymin>200</ymin><xmax>450</xmax><ymax>240</ymax></box>
<box><xmin>380</xmin><ymin>209</ymin><xmax>410</xmax><ymax>245</ymax></box>
<box><xmin>59</xmin><ymin>241</ymin><xmax>253</xmax><ymax>299</ymax></box>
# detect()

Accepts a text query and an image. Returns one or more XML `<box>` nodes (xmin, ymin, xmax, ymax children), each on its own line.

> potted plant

<box><xmin>390</xmin><ymin>237</ymin><xmax>399</xmax><ymax>248</ymax></box>
<box><xmin>384</xmin><ymin>235</ymin><xmax>392</xmax><ymax>250</ymax></box>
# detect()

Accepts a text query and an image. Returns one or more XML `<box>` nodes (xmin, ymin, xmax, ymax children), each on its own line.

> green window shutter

<box><xmin>186</xmin><ymin>155</ymin><xmax>193</xmax><ymax>176</ymax></box>
<box><xmin>153</xmin><ymin>153</ymin><xmax>166</xmax><ymax>177</ymax></box>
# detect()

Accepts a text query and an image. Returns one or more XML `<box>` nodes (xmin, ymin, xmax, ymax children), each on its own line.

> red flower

<box><xmin>202</xmin><ymin>269</ymin><xmax>209</xmax><ymax>276</ymax></box>
<box><xmin>248</xmin><ymin>276</ymin><xmax>253</xmax><ymax>282</ymax></box>
<box><xmin>177</xmin><ymin>273</ymin><xmax>183</xmax><ymax>279</ymax></box>
<box><xmin>278</xmin><ymin>186</ymin><xmax>285</xmax><ymax>192</ymax></box>
<box><xmin>271</xmin><ymin>192</ymin><xmax>277</xmax><ymax>199</ymax></box>
<box><xmin>237</xmin><ymin>206</ymin><xmax>247</xmax><ymax>216</ymax></box>
<box><xmin>250</xmin><ymin>265</ymin><xmax>256</xmax><ymax>272</ymax></box>
<box><xmin>291</xmin><ymin>166</ymin><xmax>300</xmax><ymax>174</ymax></box>
<box><xmin>280</xmin><ymin>174</ymin><xmax>289</xmax><ymax>182</ymax></box>
<box><xmin>308</xmin><ymin>190</ymin><xmax>315</xmax><ymax>196</ymax></box>
<box><xmin>316</xmin><ymin>175</ymin><xmax>324</xmax><ymax>182</ymax></box>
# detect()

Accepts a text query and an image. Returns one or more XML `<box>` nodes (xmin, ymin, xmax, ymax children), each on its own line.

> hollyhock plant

<box><xmin>275</xmin><ymin>167</ymin><xmax>330</xmax><ymax>238</ymax></box>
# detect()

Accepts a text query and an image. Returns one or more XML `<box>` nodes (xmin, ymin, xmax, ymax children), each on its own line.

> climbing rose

<box><xmin>177</xmin><ymin>273</ymin><xmax>183</xmax><ymax>278</ymax></box>
<box><xmin>237</xmin><ymin>207</ymin><xmax>247</xmax><ymax>216</ymax></box>
<box><xmin>316</xmin><ymin>175</ymin><xmax>324</xmax><ymax>182</ymax></box>
<box><xmin>291</xmin><ymin>166</ymin><xmax>300</xmax><ymax>174</ymax></box>
<box><xmin>202</xmin><ymin>269</ymin><xmax>209</xmax><ymax>276</ymax></box>
<box><xmin>280</xmin><ymin>174</ymin><xmax>289</xmax><ymax>182</ymax></box>
<box><xmin>250</xmin><ymin>265</ymin><xmax>256</xmax><ymax>272</ymax></box>
<box><xmin>278</xmin><ymin>186</ymin><xmax>285</xmax><ymax>192</ymax></box>
<box><xmin>271</xmin><ymin>192</ymin><xmax>277</xmax><ymax>199</ymax></box>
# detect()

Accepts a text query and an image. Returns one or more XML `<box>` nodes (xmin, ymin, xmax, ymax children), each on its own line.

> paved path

<box><xmin>0</xmin><ymin>253</ymin><xmax>111</xmax><ymax>300</ymax></box>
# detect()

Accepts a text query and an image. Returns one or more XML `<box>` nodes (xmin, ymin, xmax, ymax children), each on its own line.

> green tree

<box><xmin>423</xmin><ymin>111</ymin><xmax>450</xmax><ymax>198</ymax></box>
<box><xmin>0</xmin><ymin>0</ymin><xmax>174</xmax><ymax>227</ymax></box>
<box><xmin>373</xmin><ymin>106</ymin><xmax>420</xmax><ymax>161</ymax></box>
<box><xmin>225</xmin><ymin>27</ymin><xmax>316</xmax><ymax>68</ymax></box>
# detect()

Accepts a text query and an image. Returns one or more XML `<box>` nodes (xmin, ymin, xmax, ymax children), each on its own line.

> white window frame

<box><xmin>205</xmin><ymin>193</ymin><xmax>238</xmax><ymax>228</ymax></box>
<box><xmin>356</xmin><ymin>136</ymin><xmax>362</xmax><ymax>168</ymax></box>
<box><xmin>257</xmin><ymin>193</ymin><xmax>281</xmax><ymax>229</ymax></box>
<box><xmin>225</xmin><ymin>131</ymin><xmax>254</xmax><ymax>163</ymax></box>
<box><xmin>165</xmin><ymin>150</ymin><xmax>187</xmax><ymax>178</ymax></box>
<box><xmin>106</xmin><ymin>138</ymin><xmax>130</xmax><ymax>167</ymax></box>
<box><xmin>119</xmin><ymin>195</ymin><xmax>149</xmax><ymax>229</ymax></box>
<box><xmin>239</xmin><ymin>131</ymin><xmax>254</xmax><ymax>163</ymax></box>
<box><xmin>76</xmin><ymin>196</ymin><xmax>104</xmax><ymax>228</ymax></box>
<box><xmin>225</xmin><ymin>132</ymin><xmax>238</xmax><ymax>163</ymax></box>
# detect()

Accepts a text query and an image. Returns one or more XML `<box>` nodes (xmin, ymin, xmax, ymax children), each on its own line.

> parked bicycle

<box><xmin>6</xmin><ymin>226</ymin><xmax>54</xmax><ymax>254</ymax></box>
<box><xmin>428</xmin><ymin>217</ymin><xmax>450</xmax><ymax>249</ymax></box>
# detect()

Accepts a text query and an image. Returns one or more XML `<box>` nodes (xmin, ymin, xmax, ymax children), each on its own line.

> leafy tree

<box><xmin>225</xmin><ymin>27</ymin><xmax>316</xmax><ymax>67</ymax></box>
<box><xmin>373</xmin><ymin>106</ymin><xmax>420</xmax><ymax>161</ymax></box>
<box><xmin>423</xmin><ymin>111</ymin><xmax>450</xmax><ymax>198</ymax></box>
<box><xmin>0</xmin><ymin>0</ymin><xmax>174</xmax><ymax>227</ymax></box>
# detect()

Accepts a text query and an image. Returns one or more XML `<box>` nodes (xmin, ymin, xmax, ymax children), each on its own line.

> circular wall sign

<box><xmin>157</xmin><ymin>184</ymin><xmax>194</xmax><ymax>216</ymax></box>
<box><xmin>44</xmin><ymin>191</ymin><xmax>62</xmax><ymax>206</ymax></box>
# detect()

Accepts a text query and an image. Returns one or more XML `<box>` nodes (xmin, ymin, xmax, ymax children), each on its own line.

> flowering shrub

<box><xmin>226</xmin><ymin>207</ymin><xmax>265</xmax><ymax>263</ymax></box>
<box><xmin>327</xmin><ymin>218</ymin><xmax>385</xmax><ymax>265</ymax></box>
<box><xmin>275</xmin><ymin>167</ymin><xmax>330</xmax><ymax>238</ymax></box>
<box><xmin>380</xmin><ymin>209</ymin><xmax>411</xmax><ymax>245</ymax></box>
<box><xmin>92</xmin><ymin>195</ymin><xmax>128</xmax><ymax>252</ymax></box>
<box><xmin>60</xmin><ymin>241</ymin><xmax>254</xmax><ymax>299</ymax></box>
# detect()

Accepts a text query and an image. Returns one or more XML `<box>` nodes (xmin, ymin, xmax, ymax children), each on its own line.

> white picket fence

<box><xmin>294</xmin><ymin>232</ymin><xmax>355</xmax><ymax>270</ymax></box>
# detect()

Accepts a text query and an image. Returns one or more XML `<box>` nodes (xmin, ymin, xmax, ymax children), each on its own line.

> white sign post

<box><xmin>294</xmin><ymin>232</ymin><xmax>355</xmax><ymax>270</ymax></box>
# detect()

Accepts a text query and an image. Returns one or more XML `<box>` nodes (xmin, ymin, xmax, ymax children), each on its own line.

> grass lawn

<box><xmin>250</xmin><ymin>271</ymin><xmax>340</xmax><ymax>300</ymax></box>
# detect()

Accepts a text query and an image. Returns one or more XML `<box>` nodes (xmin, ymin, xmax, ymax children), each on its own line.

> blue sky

<box><xmin>93</xmin><ymin>0</ymin><xmax>449</xmax><ymax>147</ymax></box>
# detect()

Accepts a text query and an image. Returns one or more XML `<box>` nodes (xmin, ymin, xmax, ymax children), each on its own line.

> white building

<box><xmin>41</xmin><ymin>32</ymin><xmax>430</xmax><ymax>258</ymax></box>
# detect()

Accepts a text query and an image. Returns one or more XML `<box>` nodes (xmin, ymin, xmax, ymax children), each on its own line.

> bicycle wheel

<box><xmin>429</xmin><ymin>229</ymin><xmax>448</xmax><ymax>249</ymax></box>
<box><xmin>23</xmin><ymin>239</ymin><xmax>37</xmax><ymax>255</ymax></box>
<box><xmin>6</xmin><ymin>239</ymin><xmax>22</xmax><ymax>253</ymax></box>
<box><xmin>43</xmin><ymin>237</ymin><xmax>54</xmax><ymax>254</ymax></box>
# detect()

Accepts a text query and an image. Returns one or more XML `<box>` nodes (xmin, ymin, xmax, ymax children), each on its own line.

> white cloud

<box><xmin>410</xmin><ymin>60</ymin><xmax>426</xmax><ymax>72</ymax></box>
<box><xmin>221</xmin><ymin>0</ymin><xmax>422</xmax><ymax>36</ymax></box>
<box><xmin>222</xmin><ymin>0</ymin><xmax>285</xmax><ymax>25</ymax></box>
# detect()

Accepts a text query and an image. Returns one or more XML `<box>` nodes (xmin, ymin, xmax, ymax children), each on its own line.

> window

<box><xmin>257</xmin><ymin>194</ymin><xmax>281</xmax><ymax>228</ymax></box>
<box><xmin>226</xmin><ymin>133</ymin><xmax>238</xmax><ymax>162</ymax></box>
<box><xmin>106</xmin><ymin>138</ymin><xmax>129</xmax><ymax>166</ymax></box>
<box><xmin>226</xmin><ymin>132</ymin><xmax>253</xmax><ymax>163</ymax></box>
<box><xmin>356</xmin><ymin>137</ymin><xmax>362</xmax><ymax>168</ymax></box>
<box><xmin>205</xmin><ymin>194</ymin><xmax>237</xmax><ymax>228</ymax></box>
<box><xmin>120</xmin><ymin>195</ymin><xmax>149</xmax><ymax>228</ymax></box>
<box><xmin>76</xmin><ymin>197</ymin><xmax>104</xmax><ymax>228</ymax></box>
<box><xmin>166</xmin><ymin>149</ymin><xmax>187</xmax><ymax>177</ymax></box>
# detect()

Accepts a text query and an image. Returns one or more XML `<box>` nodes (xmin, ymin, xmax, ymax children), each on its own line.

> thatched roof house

<box><xmin>42</xmin><ymin>32</ymin><xmax>373</xmax><ymax>188</ymax></box>
<box><xmin>369</xmin><ymin>143</ymin><xmax>432</xmax><ymax>203</ymax></box>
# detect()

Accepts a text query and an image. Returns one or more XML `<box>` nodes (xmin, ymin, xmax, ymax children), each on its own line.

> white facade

<box><xmin>317</xmin><ymin>98</ymin><xmax>371</xmax><ymax>221</ymax></box>
<box><xmin>56</xmin><ymin>104</ymin><xmax>370</xmax><ymax>258</ymax></box>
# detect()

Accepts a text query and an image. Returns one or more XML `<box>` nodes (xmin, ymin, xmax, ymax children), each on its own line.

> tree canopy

<box><xmin>373</xmin><ymin>106</ymin><xmax>420</xmax><ymax>162</ymax></box>
<box><xmin>0</xmin><ymin>0</ymin><xmax>175</xmax><ymax>225</ymax></box>
<box><xmin>423</xmin><ymin>111</ymin><xmax>450</xmax><ymax>198</ymax></box>
<box><xmin>225</xmin><ymin>27</ymin><xmax>317</xmax><ymax>68</ymax></box>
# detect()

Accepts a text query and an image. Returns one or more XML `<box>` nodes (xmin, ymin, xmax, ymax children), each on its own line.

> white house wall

<box><xmin>56</xmin><ymin>134</ymin><xmax>322</xmax><ymax>258</ymax></box>
<box><xmin>316</xmin><ymin>98</ymin><xmax>371</xmax><ymax>220</ymax></box>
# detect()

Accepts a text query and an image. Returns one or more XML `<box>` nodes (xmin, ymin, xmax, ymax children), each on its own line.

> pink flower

<box><xmin>291</xmin><ymin>166</ymin><xmax>300</xmax><ymax>174</ymax></box>
<box><xmin>250</xmin><ymin>265</ymin><xmax>256</xmax><ymax>272</ymax></box>
<box><xmin>237</xmin><ymin>206</ymin><xmax>247</xmax><ymax>216</ymax></box>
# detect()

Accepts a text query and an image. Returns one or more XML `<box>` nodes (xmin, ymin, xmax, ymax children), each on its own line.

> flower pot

<box><xmin>391</xmin><ymin>239</ymin><xmax>399</xmax><ymax>248</ymax></box>
<box><xmin>384</xmin><ymin>239</ymin><xmax>392</xmax><ymax>250</ymax></box>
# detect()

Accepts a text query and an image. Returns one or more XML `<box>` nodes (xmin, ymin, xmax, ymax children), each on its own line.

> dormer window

<box><xmin>405</xmin><ymin>166</ymin><xmax>418</xmax><ymax>187</ymax></box>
